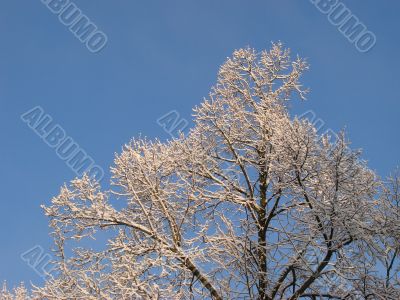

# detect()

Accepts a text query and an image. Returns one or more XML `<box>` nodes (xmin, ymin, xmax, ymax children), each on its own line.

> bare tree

<box><xmin>0</xmin><ymin>282</ymin><xmax>29</xmax><ymax>300</ymax></box>
<box><xmin>30</xmin><ymin>43</ymin><xmax>400</xmax><ymax>299</ymax></box>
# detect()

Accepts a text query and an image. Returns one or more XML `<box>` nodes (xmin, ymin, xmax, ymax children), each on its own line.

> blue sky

<box><xmin>0</xmin><ymin>0</ymin><xmax>399</xmax><ymax>287</ymax></box>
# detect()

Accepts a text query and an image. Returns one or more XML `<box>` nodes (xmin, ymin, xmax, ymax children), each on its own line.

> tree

<box><xmin>0</xmin><ymin>282</ymin><xmax>29</xmax><ymax>300</ymax></box>
<box><xmin>30</xmin><ymin>43</ymin><xmax>399</xmax><ymax>299</ymax></box>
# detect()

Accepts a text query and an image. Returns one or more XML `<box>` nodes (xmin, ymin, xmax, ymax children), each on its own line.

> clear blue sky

<box><xmin>1</xmin><ymin>0</ymin><xmax>399</xmax><ymax>287</ymax></box>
